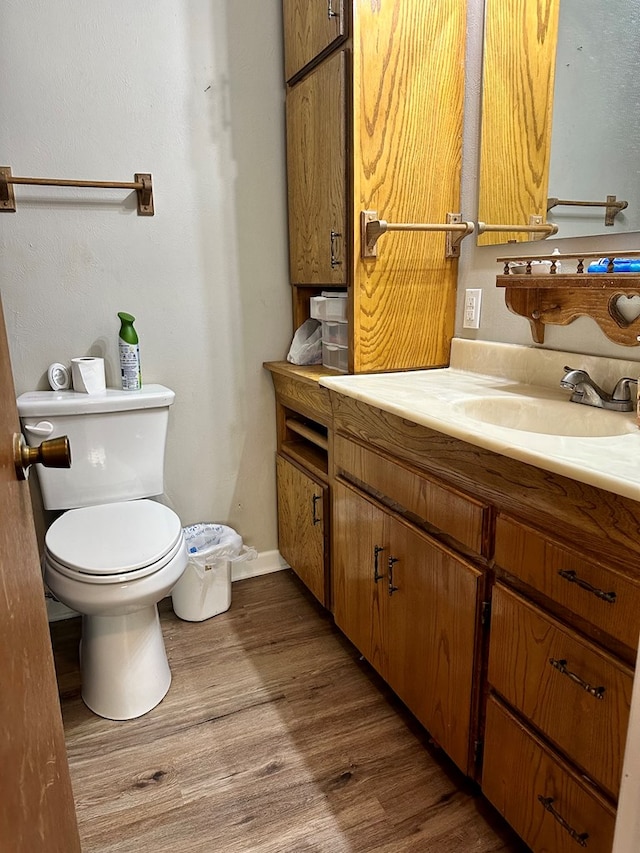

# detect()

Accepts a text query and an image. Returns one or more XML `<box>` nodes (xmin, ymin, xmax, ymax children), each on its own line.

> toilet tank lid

<box><xmin>17</xmin><ymin>384</ymin><xmax>175</xmax><ymax>417</ymax></box>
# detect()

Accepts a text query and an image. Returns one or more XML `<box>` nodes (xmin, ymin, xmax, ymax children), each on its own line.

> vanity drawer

<box><xmin>334</xmin><ymin>433</ymin><xmax>489</xmax><ymax>555</ymax></box>
<box><xmin>482</xmin><ymin>696</ymin><xmax>616</xmax><ymax>853</ymax></box>
<box><xmin>495</xmin><ymin>514</ymin><xmax>640</xmax><ymax>650</ymax></box>
<box><xmin>488</xmin><ymin>584</ymin><xmax>632</xmax><ymax>798</ymax></box>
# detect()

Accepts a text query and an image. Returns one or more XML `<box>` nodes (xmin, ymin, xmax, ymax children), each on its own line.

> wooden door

<box><xmin>282</xmin><ymin>0</ymin><xmax>345</xmax><ymax>82</ymax></box>
<box><xmin>385</xmin><ymin>514</ymin><xmax>481</xmax><ymax>775</ymax></box>
<box><xmin>332</xmin><ymin>480</ymin><xmax>387</xmax><ymax>675</ymax></box>
<box><xmin>276</xmin><ymin>453</ymin><xmax>327</xmax><ymax>605</ymax></box>
<box><xmin>0</xmin><ymin>296</ymin><xmax>80</xmax><ymax>851</ymax></box>
<box><xmin>286</xmin><ymin>49</ymin><xmax>346</xmax><ymax>287</ymax></box>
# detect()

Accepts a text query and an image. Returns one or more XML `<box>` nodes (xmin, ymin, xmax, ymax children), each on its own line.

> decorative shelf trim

<box><xmin>495</xmin><ymin>250</ymin><xmax>640</xmax><ymax>346</ymax></box>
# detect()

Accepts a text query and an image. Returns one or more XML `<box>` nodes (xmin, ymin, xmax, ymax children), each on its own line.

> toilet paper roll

<box><xmin>71</xmin><ymin>357</ymin><xmax>106</xmax><ymax>394</ymax></box>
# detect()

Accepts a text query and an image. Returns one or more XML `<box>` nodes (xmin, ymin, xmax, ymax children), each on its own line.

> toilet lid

<box><xmin>45</xmin><ymin>500</ymin><xmax>183</xmax><ymax>575</ymax></box>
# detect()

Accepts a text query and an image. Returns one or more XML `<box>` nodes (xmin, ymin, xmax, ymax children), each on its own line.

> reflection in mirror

<box><xmin>478</xmin><ymin>0</ymin><xmax>640</xmax><ymax>246</ymax></box>
<box><xmin>547</xmin><ymin>0</ymin><xmax>640</xmax><ymax>238</ymax></box>
<box><xmin>478</xmin><ymin>0</ymin><xmax>560</xmax><ymax>246</ymax></box>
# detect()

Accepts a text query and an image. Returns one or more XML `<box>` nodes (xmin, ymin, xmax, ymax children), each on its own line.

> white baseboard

<box><xmin>231</xmin><ymin>549</ymin><xmax>289</xmax><ymax>582</ymax></box>
<box><xmin>46</xmin><ymin>551</ymin><xmax>289</xmax><ymax>622</ymax></box>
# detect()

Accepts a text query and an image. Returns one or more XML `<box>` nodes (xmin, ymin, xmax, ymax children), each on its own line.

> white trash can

<box><xmin>171</xmin><ymin>523</ymin><xmax>256</xmax><ymax>622</ymax></box>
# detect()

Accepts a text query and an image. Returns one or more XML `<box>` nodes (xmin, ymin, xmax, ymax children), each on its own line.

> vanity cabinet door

<box><xmin>333</xmin><ymin>479</ymin><xmax>481</xmax><ymax>775</ymax></box>
<box><xmin>385</xmin><ymin>514</ymin><xmax>481</xmax><ymax>775</ymax></box>
<box><xmin>276</xmin><ymin>454</ymin><xmax>327</xmax><ymax>605</ymax></box>
<box><xmin>283</xmin><ymin>0</ymin><xmax>346</xmax><ymax>82</ymax></box>
<box><xmin>285</xmin><ymin>50</ymin><xmax>346</xmax><ymax>287</ymax></box>
<box><xmin>332</xmin><ymin>479</ymin><xmax>388</xmax><ymax>674</ymax></box>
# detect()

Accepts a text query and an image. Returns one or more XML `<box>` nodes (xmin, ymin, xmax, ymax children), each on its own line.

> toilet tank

<box><xmin>17</xmin><ymin>385</ymin><xmax>175</xmax><ymax>510</ymax></box>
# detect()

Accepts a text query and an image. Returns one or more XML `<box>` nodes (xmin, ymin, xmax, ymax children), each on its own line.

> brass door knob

<box><xmin>13</xmin><ymin>434</ymin><xmax>72</xmax><ymax>480</ymax></box>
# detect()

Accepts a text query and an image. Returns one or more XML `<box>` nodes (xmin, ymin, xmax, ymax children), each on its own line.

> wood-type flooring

<box><xmin>50</xmin><ymin>570</ymin><xmax>527</xmax><ymax>852</ymax></box>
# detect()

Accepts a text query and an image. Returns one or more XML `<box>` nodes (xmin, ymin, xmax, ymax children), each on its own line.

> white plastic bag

<box><xmin>182</xmin><ymin>523</ymin><xmax>257</xmax><ymax>580</ymax></box>
<box><xmin>287</xmin><ymin>318</ymin><xmax>322</xmax><ymax>365</ymax></box>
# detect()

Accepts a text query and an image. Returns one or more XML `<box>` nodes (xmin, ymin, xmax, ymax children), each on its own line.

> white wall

<box><xmin>457</xmin><ymin>0</ymin><xmax>640</xmax><ymax>360</ymax></box>
<box><xmin>2</xmin><ymin>0</ymin><xmax>640</xmax><ymax>559</ymax></box>
<box><xmin>0</xmin><ymin>0</ymin><xmax>292</xmax><ymax>553</ymax></box>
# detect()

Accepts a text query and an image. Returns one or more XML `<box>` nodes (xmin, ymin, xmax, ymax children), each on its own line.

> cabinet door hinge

<box><xmin>473</xmin><ymin>739</ymin><xmax>484</xmax><ymax>766</ymax></box>
<box><xmin>481</xmin><ymin>600</ymin><xmax>491</xmax><ymax>626</ymax></box>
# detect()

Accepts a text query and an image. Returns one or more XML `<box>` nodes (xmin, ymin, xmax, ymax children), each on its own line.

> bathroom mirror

<box><xmin>477</xmin><ymin>0</ymin><xmax>640</xmax><ymax>246</ymax></box>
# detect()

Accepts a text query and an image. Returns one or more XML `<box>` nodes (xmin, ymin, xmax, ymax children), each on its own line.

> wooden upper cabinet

<box><xmin>282</xmin><ymin>0</ymin><xmax>346</xmax><ymax>82</ymax></box>
<box><xmin>286</xmin><ymin>50</ymin><xmax>346</xmax><ymax>287</ymax></box>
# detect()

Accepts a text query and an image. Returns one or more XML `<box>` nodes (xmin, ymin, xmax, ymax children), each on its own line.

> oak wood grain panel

<box><xmin>332</xmin><ymin>479</ymin><xmax>388</xmax><ymax>674</ymax></box>
<box><xmin>0</xmin><ymin>297</ymin><xmax>80</xmax><ymax>851</ymax></box>
<box><xmin>488</xmin><ymin>584</ymin><xmax>632</xmax><ymax>798</ymax></box>
<box><xmin>276</xmin><ymin>454</ymin><xmax>327</xmax><ymax>604</ymax></box>
<box><xmin>286</xmin><ymin>50</ymin><xmax>347</xmax><ymax>286</ymax></box>
<box><xmin>282</xmin><ymin>0</ymin><xmax>345</xmax><ymax>83</ymax></box>
<box><xmin>329</xmin><ymin>392</ymin><xmax>640</xmax><ymax>580</ymax></box>
<box><xmin>54</xmin><ymin>573</ymin><xmax>525</xmax><ymax>852</ymax></box>
<box><xmin>266</xmin><ymin>363</ymin><xmax>333</xmax><ymax>425</ymax></box>
<box><xmin>335</xmin><ymin>432</ymin><xmax>489</xmax><ymax>555</ymax></box>
<box><xmin>483</xmin><ymin>696</ymin><xmax>616</xmax><ymax>853</ymax></box>
<box><xmin>495</xmin><ymin>514</ymin><xmax>640</xmax><ymax>652</ymax></box>
<box><xmin>351</xmin><ymin>0</ymin><xmax>465</xmax><ymax>371</ymax></box>
<box><xmin>478</xmin><ymin>0</ymin><xmax>559</xmax><ymax>246</ymax></box>
<box><xmin>386</xmin><ymin>511</ymin><xmax>482</xmax><ymax>775</ymax></box>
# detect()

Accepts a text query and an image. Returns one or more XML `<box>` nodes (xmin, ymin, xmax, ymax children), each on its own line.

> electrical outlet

<box><xmin>463</xmin><ymin>288</ymin><xmax>482</xmax><ymax>329</ymax></box>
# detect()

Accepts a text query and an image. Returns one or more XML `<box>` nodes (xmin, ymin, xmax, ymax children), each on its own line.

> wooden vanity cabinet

<box><xmin>282</xmin><ymin>0</ymin><xmax>466</xmax><ymax>372</ymax></box>
<box><xmin>266</xmin><ymin>363</ymin><xmax>334</xmax><ymax>607</ymax></box>
<box><xmin>333</xmin><ymin>478</ymin><xmax>483</xmax><ymax>775</ymax></box>
<box><xmin>483</xmin><ymin>511</ymin><xmax>639</xmax><ymax>851</ymax></box>
<box><xmin>324</xmin><ymin>390</ymin><xmax>640</xmax><ymax>851</ymax></box>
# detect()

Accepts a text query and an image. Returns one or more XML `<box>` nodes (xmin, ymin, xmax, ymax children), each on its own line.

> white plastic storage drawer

<box><xmin>310</xmin><ymin>293</ymin><xmax>347</xmax><ymax>322</ymax></box>
<box><xmin>321</xmin><ymin>320</ymin><xmax>348</xmax><ymax>347</ymax></box>
<box><xmin>322</xmin><ymin>342</ymin><xmax>348</xmax><ymax>372</ymax></box>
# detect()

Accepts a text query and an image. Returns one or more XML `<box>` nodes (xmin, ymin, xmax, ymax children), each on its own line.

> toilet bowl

<box><xmin>44</xmin><ymin>499</ymin><xmax>188</xmax><ymax>721</ymax></box>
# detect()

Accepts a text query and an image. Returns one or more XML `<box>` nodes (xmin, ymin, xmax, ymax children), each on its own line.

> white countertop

<box><xmin>319</xmin><ymin>339</ymin><xmax>640</xmax><ymax>503</ymax></box>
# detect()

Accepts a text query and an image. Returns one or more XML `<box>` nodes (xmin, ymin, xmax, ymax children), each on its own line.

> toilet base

<box><xmin>80</xmin><ymin>605</ymin><xmax>171</xmax><ymax>720</ymax></box>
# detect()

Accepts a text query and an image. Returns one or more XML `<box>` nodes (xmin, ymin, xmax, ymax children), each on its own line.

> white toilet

<box><xmin>17</xmin><ymin>385</ymin><xmax>188</xmax><ymax>721</ymax></box>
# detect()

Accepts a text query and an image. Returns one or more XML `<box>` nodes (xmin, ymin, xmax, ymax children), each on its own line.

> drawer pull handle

<box><xmin>537</xmin><ymin>796</ymin><xmax>589</xmax><ymax>847</ymax></box>
<box><xmin>549</xmin><ymin>657</ymin><xmax>605</xmax><ymax>700</ymax></box>
<box><xmin>373</xmin><ymin>545</ymin><xmax>386</xmax><ymax>583</ymax></box>
<box><xmin>312</xmin><ymin>494</ymin><xmax>321</xmax><ymax>525</ymax></box>
<box><xmin>388</xmin><ymin>556</ymin><xmax>399</xmax><ymax>596</ymax></box>
<box><xmin>558</xmin><ymin>569</ymin><xmax>617</xmax><ymax>604</ymax></box>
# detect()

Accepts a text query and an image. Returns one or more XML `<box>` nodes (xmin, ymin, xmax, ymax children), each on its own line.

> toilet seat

<box><xmin>45</xmin><ymin>499</ymin><xmax>183</xmax><ymax>582</ymax></box>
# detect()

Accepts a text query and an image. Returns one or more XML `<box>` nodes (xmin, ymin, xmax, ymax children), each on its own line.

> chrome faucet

<box><xmin>560</xmin><ymin>366</ymin><xmax>638</xmax><ymax>412</ymax></box>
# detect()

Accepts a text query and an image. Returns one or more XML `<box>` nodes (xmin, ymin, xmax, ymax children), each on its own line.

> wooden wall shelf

<box><xmin>496</xmin><ymin>251</ymin><xmax>640</xmax><ymax>346</ymax></box>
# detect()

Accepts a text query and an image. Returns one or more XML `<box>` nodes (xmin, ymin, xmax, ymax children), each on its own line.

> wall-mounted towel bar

<box><xmin>546</xmin><ymin>195</ymin><xmax>627</xmax><ymax>227</ymax></box>
<box><xmin>361</xmin><ymin>210</ymin><xmax>474</xmax><ymax>259</ymax></box>
<box><xmin>477</xmin><ymin>219</ymin><xmax>558</xmax><ymax>240</ymax></box>
<box><xmin>0</xmin><ymin>167</ymin><xmax>154</xmax><ymax>216</ymax></box>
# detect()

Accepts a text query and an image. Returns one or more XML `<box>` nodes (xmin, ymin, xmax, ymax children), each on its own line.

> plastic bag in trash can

<box><xmin>183</xmin><ymin>523</ymin><xmax>256</xmax><ymax>579</ymax></box>
<box><xmin>172</xmin><ymin>523</ymin><xmax>257</xmax><ymax>622</ymax></box>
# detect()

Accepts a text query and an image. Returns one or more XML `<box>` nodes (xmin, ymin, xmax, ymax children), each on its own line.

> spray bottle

<box><xmin>118</xmin><ymin>312</ymin><xmax>142</xmax><ymax>391</ymax></box>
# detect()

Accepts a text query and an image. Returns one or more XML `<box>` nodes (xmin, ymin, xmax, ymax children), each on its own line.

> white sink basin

<box><xmin>456</xmin><ymin>397</ymin><xmax>637</xmax><ymax>437</ymax></box>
